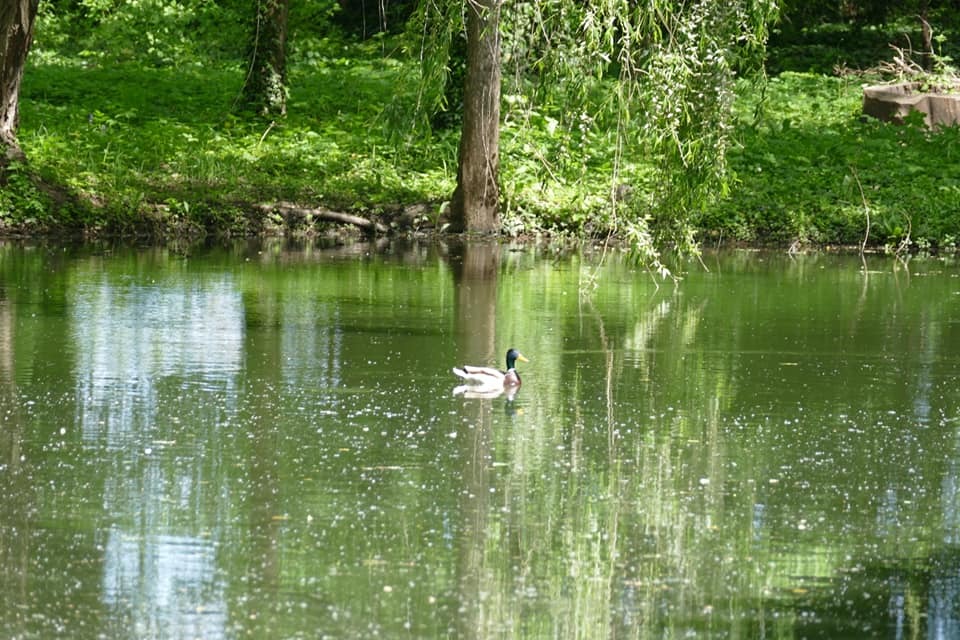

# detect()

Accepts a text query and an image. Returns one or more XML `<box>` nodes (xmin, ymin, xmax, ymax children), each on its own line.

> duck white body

<box><xmin>452</xmin><ymin>348</ymin><xmax>528</xmax><ymax>392</ymax></box>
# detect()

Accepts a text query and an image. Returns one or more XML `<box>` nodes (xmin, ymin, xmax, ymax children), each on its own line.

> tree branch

<box><xmin>257</xmin><ymin>201</ymin><xmax>388</xmax><ymax>234</ymax></box>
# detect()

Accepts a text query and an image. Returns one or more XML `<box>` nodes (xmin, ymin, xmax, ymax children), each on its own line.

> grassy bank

<box><xmin>10</xmin><ymin>38</ymin><xmax>458</xmax><ymax>237</ymax></box>
<box><xmin>6</xmin><ymin>16</ymin><xmax>960</xmax><ymax>250</ymax></box>
<box><xmin>712</xmin><ymin>72</ymin><xmax>960</xmax><ymax>250</ymax></box>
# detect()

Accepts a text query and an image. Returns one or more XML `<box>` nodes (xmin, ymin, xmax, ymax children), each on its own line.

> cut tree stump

<box><xmin>863</xmin><ymin>82</ymin><xmax>960</xmax><ymax>129</ymax></box>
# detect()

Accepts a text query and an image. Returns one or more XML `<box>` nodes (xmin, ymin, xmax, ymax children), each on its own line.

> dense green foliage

<box><xmin>405</xmin><ymin>0</ymin><xmax>777</xmax><ymax>267</ymax></box>
<box><xmin>3</xmin><ymin>0</ymin><xmax>960</xmax><ymax>252</ymax></box>
<box><xmin>709</xmin><ymin>72</ymin><xmax>960</xmax><ymax>250</ymax></box>
<box><xmin>717</xmin><ymin>5</ymin><xmax>960</xmax><ymax>250</ymax></box>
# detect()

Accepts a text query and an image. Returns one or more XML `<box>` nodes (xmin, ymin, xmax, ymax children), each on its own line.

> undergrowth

<box><xmin>7</xmin><ymin>7</ymin><xmax>960</xmax><ymax>249</ymax></box>
<box><xmin>705</xmin><ymin>71</ymin><xmax>960</xmax><ymax>251</ymax></box>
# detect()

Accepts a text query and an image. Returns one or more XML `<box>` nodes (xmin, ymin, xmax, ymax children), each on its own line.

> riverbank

<box><xmin>6</xmin><ymin>23</ymin><xmax>960</xmax><ymax>252</ymax></box>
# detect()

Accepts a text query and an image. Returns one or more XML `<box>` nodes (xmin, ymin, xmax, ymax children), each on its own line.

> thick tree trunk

<box><xmin>0</xmin><ymin>0</ymin><xmax>39</xmax><ymax>182</ymax></box>
<box><xmin>449</xmin><ymin>0</ymin><xmax>501</xmax><ymax>233</ymax></box>
<box><xmin>242</xmin><ymin>0</ymin><xmax>290</xmax><ymax>116</ymax></box>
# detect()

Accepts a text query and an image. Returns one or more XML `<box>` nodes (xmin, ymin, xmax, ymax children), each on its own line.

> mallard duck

<box><xmin>453</xmin><ymin>348</ymin><xmax>529</xmax><ymax>391</ymax></box>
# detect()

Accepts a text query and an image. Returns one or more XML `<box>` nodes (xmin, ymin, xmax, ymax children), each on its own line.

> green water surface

<box><xmin>1</xmin><ymin>240</ymin><xmax>959</xmax><ymax>639</ymax></box>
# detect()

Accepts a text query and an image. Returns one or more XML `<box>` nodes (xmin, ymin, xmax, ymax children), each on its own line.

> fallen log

<box><xmin>257</xmin><ymin>201</ymin><xmax>388</xmax><ymax>234</ymax></box>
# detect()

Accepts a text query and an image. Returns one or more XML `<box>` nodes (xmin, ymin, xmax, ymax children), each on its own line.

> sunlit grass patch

<box><xmin>706</xmin><ymin>72</ymin><xmax>960</xmax><ymax>249</ymax></box>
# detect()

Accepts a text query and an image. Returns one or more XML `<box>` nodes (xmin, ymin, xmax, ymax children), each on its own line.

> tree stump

<box><xmin>863</xmin><ymin>82</ymin><xmax>960</xmax><ymax>129</ymax></box>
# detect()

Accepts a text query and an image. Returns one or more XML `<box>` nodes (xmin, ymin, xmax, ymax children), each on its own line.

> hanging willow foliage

<box><xmin>398</xmin><ymin>0</ymin><xmax>465</xmax><ymax>133</ymax></box>
<box><xmin>631</xmin><ymin>1</ymin><xmax>778</xmax><ymax>259</ymax></box>
<box><xmin>406</xmin><ymin>0</ymin><xmax>778</xmax><ymax>270</ymax></box>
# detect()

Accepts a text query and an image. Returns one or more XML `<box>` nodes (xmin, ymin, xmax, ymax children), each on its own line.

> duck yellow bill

<box><xmin>517</xmin><ymin>353</ymin><xmax>529</xmax><ymax>362</ymax></box>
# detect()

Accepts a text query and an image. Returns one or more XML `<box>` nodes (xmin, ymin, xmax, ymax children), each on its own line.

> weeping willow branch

<box><xmin>403</xmin><ymin>0</ymin><xmax>778</xmax><ymax>266</ymax></box>
<box><xmin>386</xmin><ymin>0</ymin><xmax>465</xmax><ymax>138</ymax></box>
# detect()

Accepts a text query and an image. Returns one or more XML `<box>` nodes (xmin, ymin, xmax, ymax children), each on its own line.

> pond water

<box><xmin>1</xmin><ymin>239</ymin><xmax>960</xmax><ymax>639</ymax></box>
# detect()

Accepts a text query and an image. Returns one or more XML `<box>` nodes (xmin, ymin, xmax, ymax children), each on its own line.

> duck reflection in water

<box><xmin>453</xmin><ymin>385</ymin><xmax>519</xmax><ymax>402</ymax></box>
<box><xmin>453</xmin><ymin>382</ymin><xmax>522</xmax><ymax>418</ymax></box>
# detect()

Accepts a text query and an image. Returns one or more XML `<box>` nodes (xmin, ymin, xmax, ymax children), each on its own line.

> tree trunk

<box><xmin>919</xmin><ymin>1</ymin><xmax>933</xmax><ymax>72</ymax></box>
<box><xmin>449</xmin><ymin>0</ymin><xmax>501</xmax><ymax>233</ymax></box>
<box><xmin>242</xmin><ymin>0</ymin><xmax>290</xmax><ymax>116</ymax></box>
<box><xmin>0</xmin><ymin>0</ymin><xmax>39</xmax><ymax>182</ymax></box>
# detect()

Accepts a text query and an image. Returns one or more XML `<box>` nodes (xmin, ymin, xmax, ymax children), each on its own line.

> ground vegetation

<box><xmin>1</xmin><ymin>0</ymin><xmax>959</xmax><ymax>256</ymax></box>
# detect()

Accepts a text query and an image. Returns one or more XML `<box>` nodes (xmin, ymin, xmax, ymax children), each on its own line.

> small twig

<box><xmin>257</xmin><ymin>120</ymin><xmax>276</xmax><ymax>146</ymax></box>
<box><xmin>695</xmin><ymin>249</ymin><xmax>709</xmax><ymax>273</ymax></box>
<box><xmin>851</xmin><ymin>166</ymin><xmax>870</xmax><ymax>258</ymax></box>
<box><xmin>531</xmin><ymin>146</ymin><xmax>560</xmax><ymax>183</ymax></box>
<box><xmin>895</xmin><ymin>216</ymin><xmax>912</xmax><ymax>260</ymax></box>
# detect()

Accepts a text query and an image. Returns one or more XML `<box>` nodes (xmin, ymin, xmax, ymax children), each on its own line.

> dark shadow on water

<box><xmin>761</xmin><ymin>548</ymin><xmax>960</xmax><ymax>639</ymax></box>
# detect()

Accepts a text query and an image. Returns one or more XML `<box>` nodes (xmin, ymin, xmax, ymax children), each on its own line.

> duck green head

<box><xmin>505</xmin><ymin>348</ymin><xmax>529</xmax><ymax>370</ymax></box>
